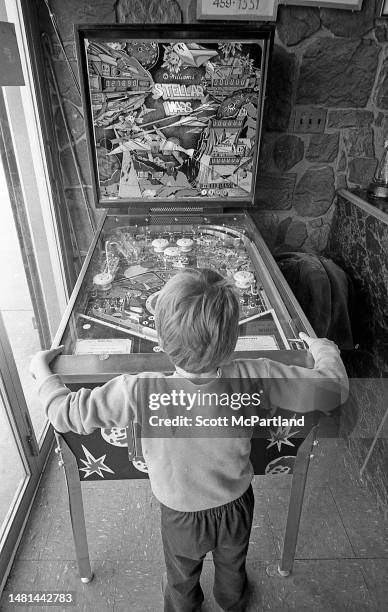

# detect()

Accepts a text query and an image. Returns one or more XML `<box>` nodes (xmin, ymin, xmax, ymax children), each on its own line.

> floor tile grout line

<box><xmin>4</xmin><ymin>554</ymin><xmax>385</xmax><ymax>564</ymax></box>
<box><xmin>328</xmin><ymin>483</ymin><xmax>358</xmax><ymax>559</ymax></box>
<box><xmin>28</xmin><ymin>554</ymin><xmax>388</xmax><ymax>563</ymax></box>
<box><xmin>107</xmin><ymin>558</ymin><xmax>120</xmax><ymax>612</ymax></box>
<box><xmin>261</xmin><ymin>489</ymin><xmax>286</xmax><ymax>560</ymax></box>
<box><xmin>270</xmin><ymin>556</ymin><xmax>387</xmax><ymax>562</ymax></box>
<box><xmin>327</xmin><ymin>484</ymin><xmax>379</xmax><ymax>610</ymax></box>
<box><xmin>357</xmin><ymin>560</ymin><xmax>381</xmax><ymax>612</ymax></box>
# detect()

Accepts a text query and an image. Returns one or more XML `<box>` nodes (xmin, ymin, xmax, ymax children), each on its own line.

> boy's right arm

<box><xmin>36</xmin><ymin>372</ymin><xmax>136</xmax><ymax>435</ymax></box>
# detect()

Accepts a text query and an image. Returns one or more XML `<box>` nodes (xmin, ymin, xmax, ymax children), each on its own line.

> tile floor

<box><xmin>1</xmin><ymin>439</ymin><xmax>387</xmax><ymax>611</ymax></box>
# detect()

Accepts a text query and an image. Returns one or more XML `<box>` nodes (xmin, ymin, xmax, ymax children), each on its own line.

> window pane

<box><xmin>0</xmin><ymin>159</ymin><xmax>44</xmax><ymax>437</ymax></box>
<box><xmin>0</xmin><ymin>381</ymin><xmax>28</xmax><ymax>532</ymax></box>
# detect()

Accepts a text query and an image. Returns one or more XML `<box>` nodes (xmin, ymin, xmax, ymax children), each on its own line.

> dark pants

<box><xmin>161</xmin><ymin>485</ymin><xmax>254</xmax><ymax>612</ymax></box>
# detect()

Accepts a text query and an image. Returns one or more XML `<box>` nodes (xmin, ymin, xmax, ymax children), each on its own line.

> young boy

<box><xmin>30</xmin><ymin>268</ymin><xmax>348</xmax><ymax>612</ymax></box>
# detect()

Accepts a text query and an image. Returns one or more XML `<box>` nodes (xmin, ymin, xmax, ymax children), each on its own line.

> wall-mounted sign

<box><xmin>197</xmin><ymin>0</ymin><xmax>278</xmax><ymax>21</ymax></box>
<box><xmin>280</xmin><ymin>0</ymin><xmax>362</xmax><ymax>9</ymax></box>
<box><xmin>197</xmin><ymin>0</ymin><xmax>363</xmax><ymax>19</ymax></box>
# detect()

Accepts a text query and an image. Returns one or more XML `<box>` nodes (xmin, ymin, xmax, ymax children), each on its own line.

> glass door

<box><xmin>0</xmin><ymin>157</ymin><xmax>47</xmax><ymax>440</ymax></box>
<box><xmin>0</xmin><ymin>314</ymin><xmax>42</xmax><ymax>591</ymax></box>
<box><xmin>0</xmin><ymin>0</ymin><xmax>69</xmax><ymax>591</ymax></box>
<box><xmin>0</xmin><ymin>88</ymin><xmax>60</xmax><ymax>455</ymax></box>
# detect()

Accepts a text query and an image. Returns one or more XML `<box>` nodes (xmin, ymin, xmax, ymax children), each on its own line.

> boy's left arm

<box><xmin>30</xmin><ymin>347</ymin><xmax>135</xmax><ymax>435</ymax></box>
<box><xmin>263</xmin><ymin>334</ymin><xmax>349</xmax><ymax>415</ymax></box>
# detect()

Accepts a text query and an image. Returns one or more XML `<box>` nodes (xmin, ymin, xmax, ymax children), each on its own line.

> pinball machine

<box><xmin>51</xmin><ymin>23</ymin><xmax>320</xmax><ymax>582</ymax></box>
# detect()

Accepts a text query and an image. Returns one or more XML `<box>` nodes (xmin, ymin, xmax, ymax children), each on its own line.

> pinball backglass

<box><xmin>75</xmin><ymin>24</ymin><xmax>273</xmax><ymax>208</ymax></box>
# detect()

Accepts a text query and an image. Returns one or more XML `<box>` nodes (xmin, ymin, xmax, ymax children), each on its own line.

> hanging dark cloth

<box><xmin>276</xmin><ymin>252</ymin><xmax>354</xmax><ymax>350</ymax></box>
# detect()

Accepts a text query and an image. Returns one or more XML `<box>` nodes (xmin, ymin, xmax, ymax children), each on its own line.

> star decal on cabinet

<box><xmin>266</xmin><ymin>419</ymin><xmax>300</xmax><ymax>452</ymax></box>
<box><xmin>79</xmin><ymin>444</ymin><xmax>115</xmax><ymax>479</ymax></box>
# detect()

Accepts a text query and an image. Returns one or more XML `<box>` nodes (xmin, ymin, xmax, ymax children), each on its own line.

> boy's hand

<box><xmin>30</xmin><ymin>346</ymin><xmax>64</xmax><ymax>382</ymax></box>
<box><xmin>299</xmin><ymin>332</ymin><xmax>316</xmax><ymax>349</ymax></box>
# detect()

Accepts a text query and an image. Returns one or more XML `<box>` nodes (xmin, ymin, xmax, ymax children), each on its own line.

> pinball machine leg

<box><xmin>55</xmin><ymin>432</ymin><xmax>94</xmax><ymax>583</ymax></box>
<box><xmin>266</xmin><ymin>425</ymin><xmax>318</xmax><ymax>578</ymax></box>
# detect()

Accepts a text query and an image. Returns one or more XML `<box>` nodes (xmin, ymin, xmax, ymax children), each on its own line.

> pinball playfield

<box><xmin>56</xmin><ymin>211</ymin><xmax>312</xmax><ymax>378</ymax></box>
<box><xmin>71</xmin><ymin>218</ymin><xmax>297</xmax><ymax>351</ymax></box>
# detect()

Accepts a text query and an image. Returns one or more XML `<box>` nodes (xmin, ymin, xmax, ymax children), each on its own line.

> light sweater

<box><xmin>38</xmin><ymin>339</ymin><xmax>348</xmax><ymax>511</ymax></box>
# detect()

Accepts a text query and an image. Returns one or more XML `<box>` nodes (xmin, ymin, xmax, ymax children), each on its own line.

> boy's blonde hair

<box><xmin>155</xmin><ymin>269</ymin><xmax>239</xmax><ymax>373</ymax></box>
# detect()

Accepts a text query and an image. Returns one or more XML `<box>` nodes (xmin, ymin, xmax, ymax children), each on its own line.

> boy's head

<box><xmin>155</xmin><ymin>269</ymin><xmax>239</xmax><ymax>373</ymax></box>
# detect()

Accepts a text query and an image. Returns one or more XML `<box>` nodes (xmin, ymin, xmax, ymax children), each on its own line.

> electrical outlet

<box><xmin>292</xmin><ymin>107</ymin><xmax>327</xmax><ymax>134</ymax></box>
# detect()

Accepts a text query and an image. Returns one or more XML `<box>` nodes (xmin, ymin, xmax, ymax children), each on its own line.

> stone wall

<box><xmin>325</xmin><ymin>193</ymin><xmax>388</xmax><ymax>515</ymax></box>
<box><xmin>35</xmin><ymin>0</ymin><xmax>388</xmax><ymax>257</ymax></box>
<box><xmin>255</xmin><ymin>0</ymin><xmax>388</xmax><ymax>254</ymax></box>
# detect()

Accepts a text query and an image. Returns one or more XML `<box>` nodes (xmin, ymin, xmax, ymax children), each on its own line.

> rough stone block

<box><xmin>320</xmin><ymin>0</ymin><xmax>376</xmax><ymax>38</ymax></box>
<box><xmin>310</xmin><ymin>217</ymin><xmax>323</xmax><ymax>228</ymax></box>
<box><xmin>375</xmin><ymin>112</ymin><xmax>384</xmax><ymax>127</ymax></box>
<box><xmin>53</xmin><ymin>61</ymin><xmax>82</xmax><ymax>106</ymax></box>
<box><xmin>374</xmin><ymin>56</ymin><xmax>388</xmax><ymax>110</ymax></box>
<box><xmin>297</xmin><ymin>38</ymin><xmax>379</xmax><ymax>108</ymax></box>
<box><xmin>375</xmin><ymin>23</ymin><xmax>388</xmax><ymax>42</ymax></box>
<box><xmin>250</xmin><ymin>212</ymin><xmax>280</xmax><ymax>250</ymax></box>
<box><xmin>304</xmin><ymin>223</ymin><xmax>332</xmax><ymax>252</ymax></box>
<box><xmin>373</xmin><ymin>115</ymin><xmax>388</xmax><ymax>152</ymax></box>
<box><xmin>327</xmin><ymin>110</ymin><xmax>374</xmax><ymax>129</ymax></box>
<box><xmin>64</xmin><ymin>187</ymin><xmax>96</xmax><ymax>252</ymax></box>
<box><xmin>255</xmin><ymin>174</ymin><xmax>296</xmax><ymax>210</ymax></box>
<box><xmin>60</xmin><ymin>140</ymin><xmax>91</xmax><ymax>187</ymax></box>
<box><xmin>338</xmin><ymin>152</ymin><xmax>347</xmax><ymax>172</ymax></box>
<box><xmin>47</xmin><ymin>0</ymin><xmax>116</xmax><ymax>41</ymax></box>
<box><xmin>257</xmin><ymin>135</ymin><xmax>273</xmax><ymax>173</ymax></box>
<box><xmin>277</xmin><ymin>6</ymin><xmax>320</xmax><ymax>46</ymax></box>
<box><xmin>47</xmin><ymin>39</ymin><xmax>77</xmax><ymax>62</ymax></box>
<box><xmin>343</xmin><ymin>128</ymin><xmax>375</xmax><ymax>158</ymax></box>
<box><xmin>284</xmin><ymin>219</ymin><xmax>308</xmax><ymax>249</ymax></box>
<box><xmin>336</xmin><ymin>174</ymin><xmax>348</xmax><ymax>190</ymax></box>
<box><xmin>277</xmin><ymin>216</ymin><xmax>292</xmax><ymax>245</ymax></box>
<box><xmin>294</xmin><ymin>166</ymin><xmax>335</xmax><ymax>216</ymax></box>
<box><xmin>348</xmin><ymin>158</ymin><xmax>377</xmax><ymax>186</ymax></box>
<box><xmin>306</xmin><ymin>133</ymin><xmax>339</xmax><ymax>163</ymax></box>
<box><xmin>54</xmin><ymin>102</ymin><xmax>85</xmax><ymax>150</ymax></box>
<box><xmin>264</xmin><ymin>46</ymin><xmax>297</xmax><ymax>132</ymax></box>
<box><xmin>304</xmin><ymin>204</ymin><xmax>335</xmax><ymax>253</ymax></box>
<box><xmin>116</xmin><ymin>0</ymin><xmax>182</xmax><ymax>23</ymax></box>
<box><xmin>273</xmin><ymin>135</ymin><xmax>304</xmax><ymax>172</ymax></box>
